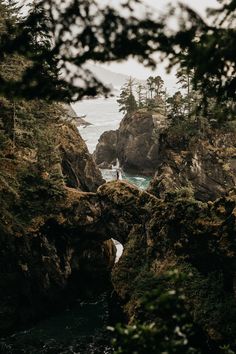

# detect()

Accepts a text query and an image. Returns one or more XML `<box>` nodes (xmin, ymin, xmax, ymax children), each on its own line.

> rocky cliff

<box><xmin>30</xmin><ymin>179</ymin><xmax>235</xmax><ymax>350</ymax></box>
<box><xmin>148</xmin><ymin>129</ymin><xmax>236</xmax><ymax>201</ymax></box>
<box><xmin>93</xmin><ymin>110</ymin><xmax>167</xmax><ymax>174</ymax></box>
<box><xmin>1</xmin><ymin>94</ymin><xmax>236</xmax><ymax>352</ymax></box>
<box><xmin>94</xmin><ymin>109</ymin><xmax>236</xmax><ymax>201</ymax></box>
<box><xmin>59</xmin><ymin>122</ymin><xmax>104</xmax><ymax>191</ymax></box>
<box><xmin>0</xmin><ymin>100</ymin><xmax>110</xmax><ymax>334</ymax></box>
<box><xmin>99</xmin><ymin>181</ymin><xmax>236</xmax><ymax>350</ymax></box>
<box><xmin>1</xmin><ymin>145</ymin><xmax>236</xmax><ymax>350</ymax></box>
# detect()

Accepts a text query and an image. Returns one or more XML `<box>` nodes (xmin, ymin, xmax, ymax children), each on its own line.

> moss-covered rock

<box><xmin>0</xmin><ymin>98</ymin><xmax>110</xmax><ymax>334</ymax></box>
<box><xmin>108</xmin><ymin>184</ymin><xmax>236</xmax><ymax>349</ymax></box>
<box><xmin>148</xmin><ymin>130</ymin><xmax>236</xmax><ymax>201</ymax></box>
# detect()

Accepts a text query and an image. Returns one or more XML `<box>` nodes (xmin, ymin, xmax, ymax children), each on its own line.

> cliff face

<box><xmin>148</xmin><ymin>130</ymin><xmax>236</xmax><ymax>201</ymax></box>
<box><xmin>1</xmin><ymin>155</ymin><xmax>236</xmax><ymax>347</ymax></box>
<box><xmin>0</xmin><ymin>100</ymin><xmax>110</xmax><ymax>334</ymax></box>
<box><xmin>1</xmin><ymin>91</ymin><xmax>236</xmax><ymax>350</ymax></box>
<box><xmin>97</xmin><ymin>182</ymin><xmax>236</xmax><ymax>349</ymax></box>
<box><xmin>59</xmin><ymin>122</ymin><xmax>104</xmax><ymax>191</ymax></box>
<box><xmin>94</xmin><ymin>109</ymin><xmax>236</xmax><ymax>201</ymax></box>
<box><xmin>0</xmin><ymin>185</ymin><xmax>116</xmax><ymax>333</ymax></box>
<box><xmin>93</xmin><ymin>110</ymin><xmax>167</xmax><ymax>174</ymax></box>
<box><xmin>93</xmin><ymin>130</ymin><xmax>118</xmax><ymax>168</ymax></box>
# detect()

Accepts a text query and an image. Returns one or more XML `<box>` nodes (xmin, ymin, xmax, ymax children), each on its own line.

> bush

<box><xmin>110</xmin><ymin>271</ymin><xmax>235</xmax><ymax>354</ymax></box>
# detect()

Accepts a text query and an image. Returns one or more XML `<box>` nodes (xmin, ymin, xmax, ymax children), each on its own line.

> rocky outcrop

<box><xmin>0</xmin><ymin>183</ymin><xmax>116</xmax><ymax>334</ymax></box>
<box><xmin>59</xmin><ymin>122</ymin><xmax>104</xmax><ymax>191</ymax></box>
<box><xmin>93</xmin><ymin>110</ymin><xmax>167</xmax><ymax>174</ymax></box>
<box><xmin>148</xmin><ymin>130</ymin><xmax>236</xmax><ymax>201</ymax></box>
<box><xmin>99</xmin><ymin>182</ymin><xmax>236</xmax><ymax>349</ymax></box>
<box><xmin>0</xmin><ymin>106</ymin><xmax>106</xmax><ymax>333</ymax></box>
<box><xmin>93</xmin><ymin>130</ymin><xmax>118</xmax><ymax>168</ymax></box>
<box><xmin>1</xmin><ymin>92</ymin><xmax>235</xmax><ymax>351</ymax></box>
<box><xmin>94</xmin><ymin>107</ymin><xmax>236</xmax><ymax>201</ymax></box>
<box><xmin>1</xmin><ymin>169</ymin><xmax>236</xmax><ymax>349</ymax></box>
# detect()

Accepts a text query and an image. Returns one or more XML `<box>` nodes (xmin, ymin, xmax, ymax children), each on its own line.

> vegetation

<box><xmin>111</xmin><ymin>270</ymin><xmax>236</xmax><ymax>354</ymax></box>
<box><xmin>0</xmin><ymin>0</ymin><xmax>235</xmax><ymax>353</ymax></box>
<box><xmin>117</xmin><ymin>75</ymin><xmax>166</xmax><ymax>115</ymax></box>
<box><xmin>0</xmin><ymin>0</ymin><xmax>235</xmax><ymax>103</ymax></box>
<box><xmin>117</xmin><ymin>78</ymin><xmax>137</xmax><ymax>114</ymax></box>
<box><xmin>117</xmin><ymin>68</ymin><xmax>235</xmax><ymax>132</ymax></box>
<box><xmin>111</xmin><ymin>271</ymin><xmax>212</xmax><ymax>354</ymax></box>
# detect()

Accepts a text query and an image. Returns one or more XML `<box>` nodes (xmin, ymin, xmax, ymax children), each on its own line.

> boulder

<box><xmin>59</xmin><ymin>122</ymin><xmax>105</xmax><ymax>191</ymax></box>
<box><xmin>93</xmin><ymin>130</ymin><xmax>118</xmax><ymax>168</ymax></box>
<box><xmin>148</xmin><ymin>130</ymin><xmax>236</xmax><ymax>201</ymax></box>
<box><xmin>94</xmin><ymin>110</ymin><xmax>167</xmax><ymax>174</ymax></box>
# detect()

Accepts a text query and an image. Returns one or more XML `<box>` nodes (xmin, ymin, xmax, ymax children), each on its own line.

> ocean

<box><xmin>72</xmin><ymin>97</ymin><xmax>151</xmax><ymax>190</ymax></box>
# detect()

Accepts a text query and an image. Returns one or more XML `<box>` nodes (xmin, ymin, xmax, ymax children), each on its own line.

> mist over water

<box><xmin>73</xmin><ymin>97</ymin><xmax>122</xmax><ymax>153</ymax></box>
<box><xmin>73</xmin><ymin>97</ymin><xmax>151</xmax><ymax>190</ymax></box>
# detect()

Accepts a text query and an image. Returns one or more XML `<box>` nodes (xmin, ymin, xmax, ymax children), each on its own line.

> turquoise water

<box><xmin>101</xmin><ymin>169</ymin><xmax>151</xmax><ymax>190</ymax></box>
<box><xmin>73</xmin><ymin>98</ymin><xmax>151</xmax><ymax>190</ymax></box>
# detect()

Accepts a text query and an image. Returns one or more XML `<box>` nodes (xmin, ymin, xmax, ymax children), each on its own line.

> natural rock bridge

<box><xmin>1</xmin><ymin>180</ymin><xmax>236</xmax><ymax>336</ymax></box>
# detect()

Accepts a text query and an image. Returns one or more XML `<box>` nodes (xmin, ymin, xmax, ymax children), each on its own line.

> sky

<box><xmin>100</xmin><ymin>0</ymin><xmax>220</xmax><ymax>93</ymax></box>
<box><xmin>21</xmin><ymin>0</ymin><xmax>220</xmax><ymax>93</ymax></box>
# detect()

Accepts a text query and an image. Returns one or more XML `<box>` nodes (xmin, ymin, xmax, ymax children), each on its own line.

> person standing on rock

<box><xmin>116</xmin><ymin>168</ymin><xmax>123</xmax><ymax>180</ymax></box>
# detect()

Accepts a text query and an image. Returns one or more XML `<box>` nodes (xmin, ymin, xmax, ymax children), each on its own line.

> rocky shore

<box><xmin>1</xmin><ymin>100</ymin><xmax>235</xmax><ymax>351</ymax></box>
<box><xmin>94</xmin><ymin>110</ymin><xmax>236</xmax><ymax>201</ymax></box>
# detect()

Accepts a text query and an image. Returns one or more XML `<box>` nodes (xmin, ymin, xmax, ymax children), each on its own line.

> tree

<box><xmin>136</xmin><ymin>84</ymin><xmax>146</xmax><ymax>109</ymax></box>
<box><xmin>0</xmin><ymin>0</ymin><xmax>163</xmax><ymax>102</ymax></box>
<box><xmin>111</xmin><ymin>271</ymin><xmax>217</xmax><ymax>354</ymax></box>
<box><xmin>157</xmin><ymin>1</ymin><xmax>236</xmax><ymax>103</ymax></box>
<box><xmin>117</xmin><ymin>78</ymin><xmax>137</xmax><ymax>114</ymax></box>
<box><xmin>0</xmin><ymin>0</ymin><xmax>235</xmax><ymax>109</ymax></box>
<box><xmin>176</xmin><ymin>66</ymin><xmax>195</xmax><ymax>118</ymax></box>
<box><xmin>146</xmin><ymin>76</ymin><xmax>155</xmax><ymax>100</ymax></box>
<box><xmin>167</xmin><ymin>91</ymin><xmax>185</xmax><ymax>122</ymax></box>
<box><xmin>153</xmin><ymin>75</ymin><xmax>164</xmax><ymax>97</ymax></box>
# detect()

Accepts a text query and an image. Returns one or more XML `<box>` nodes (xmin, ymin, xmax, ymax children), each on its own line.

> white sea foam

<box><xmin>73</xmin><ymin>97</ymin><xmax>151</xmax><ymax>189</ymax></box>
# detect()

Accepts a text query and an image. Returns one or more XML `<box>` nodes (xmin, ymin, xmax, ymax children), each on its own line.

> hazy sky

<box><xmin>101</xmin><ymin>0</ymin><xmax>220</xmax><ymax>93</ymax></box>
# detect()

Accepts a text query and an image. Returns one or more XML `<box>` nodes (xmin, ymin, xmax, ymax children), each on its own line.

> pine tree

<box><xmin>176</xmin><ymin>67</ymin><xmax>195</xmax><ymax>118</ymax></box>
<box><xmin>153</xmin><ymin>75</ymin><xmax>164</xmax><ymax>97</ymax></box>
<box><xmin>117</xmin><ymin>78</ymin><xmax>137</xmax><ymax>114</ymax></box>
<box><xmin>167</xmin><ymin>91</ymin><xmax>185</xmax><ymax>122</ymax></box>
<box><xmin>136</xmin><ymin>84</ymin><xmax>146</xmax><ymax>108</ymax></box>
<box><xmin>146</xmin><ymin>76</ymin><xmax>155</xmax><ymax>100</ymax></box>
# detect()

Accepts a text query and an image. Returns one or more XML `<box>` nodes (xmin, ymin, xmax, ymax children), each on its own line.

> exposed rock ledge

<box><xmin>59</xmin><ymin>122</ymin><xmax>104</xmax><ymax>191</ymax></box>
<box><xmin>93</xmin><ymin>110</ymin><xmax>167</xmax><ymax>174</ymax></box>
<box><xmin>1</xmin><ymin>180</ymin><xmax>236</xmax><ymax>347</ymax></box>
<box><xmin>94</xmin><ymin>108</ymin><xmax>236</xmax><ymax>201</ymax></box>
<box><xmin>148</xmin><ymin>130</ymin><xmax>236</xmax><ymax>201</ymax></box>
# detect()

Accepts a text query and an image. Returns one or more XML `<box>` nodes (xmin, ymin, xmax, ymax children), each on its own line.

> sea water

<box><xmin>72</xmin><ymin>97</ymin><xmax>151</xmax><ymax>190</ymax></box>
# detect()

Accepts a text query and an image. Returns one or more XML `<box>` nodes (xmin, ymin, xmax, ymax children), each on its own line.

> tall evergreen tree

<box><xmin>146</xmin><ymin>76</ymin><xmax>155</xmax><ymax>99</ymax></box>
<box><xmin>176</xmin><ymin>67</ymin><xmax>194</xmax><ymax>118</ymax></box>
<box><xmin>167</xmin><ymin>91</ymin><xmax>185</xmax><ymax>122</ymax></box>
<box><xmin>136</xmin><ymin>84</ymin><xmax>146</xmax><ymax>108</ymax></box>
<box><xmin>153</xmin><ymin>75</ymin><xmax>164</xmax><ymax>97</ymax></box>
<box><xmin>117</xmin><ymin>78</ymin><xmax>137</xmax><ymax>114</ymax></box>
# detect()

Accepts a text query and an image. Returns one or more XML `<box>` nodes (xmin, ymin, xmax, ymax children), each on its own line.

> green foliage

<box><xmin>136</xmin><ymin>84</ymin><xmax>146</xmax><ymax>109</ymax></box>
<box><xmin>165</xmin><ymin>186</ymin><xmax>195</xmax><ymax>202</ymax></box>
<box><xmin>167</xmin><ymin>119</ymin><xmax>201</xmax><ymax>139</ymax></box>
<box><xmin>167</xmin><ymin>91</ymin><xmax>185</xmax><ymax>120</ymax></box>
<box><xmin>111</xmin><ymin>270</ymin><xmax>236</xmax><ymax>353</ymax></box>
<box><xmin>0</xmin><ymin>0</ymin><xmax>235</xmax><ymax>106</ymax></box>
<box><xmin>0</xmin><ymin>0</ymin><xmax>164</xmax><ymax>101</ymax></box>
<box><xmin>111</xmin><ymin>271</ymin><xmax>208</xmax><ymax>354</ymax></box>
<box><xmin>158</xmin><ymin>2</ymin><xmax>236</xmax><ymax>102</ymax></box>
<box><xmin>117</xmin><ymin>78</ymin><xmax>137</xmax><ymax>114</ymax></box>
<box><xmin>18</xmin><ymin>165</ymin><xmax>65</xmax><ymax>223</ymax></box>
